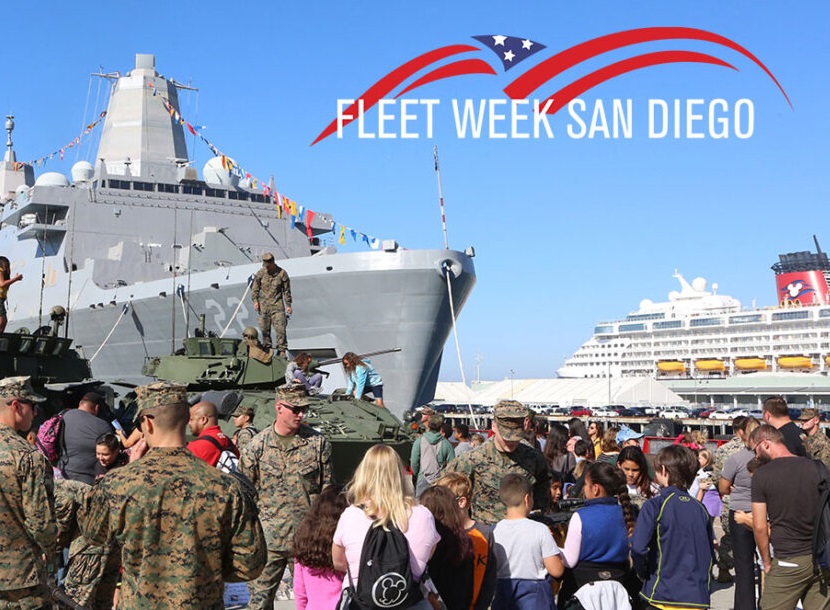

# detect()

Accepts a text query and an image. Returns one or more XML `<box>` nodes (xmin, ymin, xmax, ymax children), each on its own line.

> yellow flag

<box><xmin>339</xmin><ymin>225</ymin><xmax>346</xmax><ymax>245</ymax></box>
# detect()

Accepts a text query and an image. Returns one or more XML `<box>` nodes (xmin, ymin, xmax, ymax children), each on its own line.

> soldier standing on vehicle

<box><xmin>0</xmin><ymin>376</ymin><xmax>57</xmax><ymax>609</ymax></box>
<box><xmin>240</xmin><ymin>385</ymin><xmax>334</xmax><ymax>610</ymax></box>
<box><xmin>80</xmin><ymin>382</ymin><xmax>266</xmax><ymax>610</ymax></box>
<box><xmin>251</xmin><ymin>253</ymin><xmax>292</xmax><ymax>356</ymax></box>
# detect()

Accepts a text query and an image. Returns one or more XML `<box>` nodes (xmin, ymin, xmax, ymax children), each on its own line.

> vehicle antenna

<box><xmin>433</xmin><ymin>146</ymin><xmax>450</xmax><ymax>250</ymax></box>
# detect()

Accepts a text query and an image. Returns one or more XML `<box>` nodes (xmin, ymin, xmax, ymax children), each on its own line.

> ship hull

<box><xmin>6</xmin><ymin>248</ymin><xmax>476</xmax><ymax>416</ymax></box>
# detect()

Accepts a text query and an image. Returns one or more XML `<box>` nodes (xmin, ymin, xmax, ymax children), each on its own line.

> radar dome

<box><xmin>668</xmin><ymin>290</ymin><xmax>680</xmax><ymax>301</ymax></box>
<box><xmin>71</xmin><ymin>161</ymin><xmax>94</xmax><ymax>183</ymax></box>
<box><xmin>202</xmin><ymin>157</ymin><xmax>239</xmax><ymax>187</ymax></box>
<box><xmin>639</xmin><ymin>299</ymin><xmax>653</xmax><ymax>309</ymax></box>
<box><xmin>692</xmin><ymin>277</ymin><xmax>707</xmax><ymax>291</ymax></box>
<box><xmin>34</xmin><ymin>172</ymin><xmax>70</xmax><ymax>187</ymax></box>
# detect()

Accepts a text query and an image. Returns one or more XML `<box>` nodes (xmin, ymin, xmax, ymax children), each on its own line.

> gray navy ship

<box><xmin>0</xmin><ymin>54</ymin><xmax>476</xmax><ymax>416</ymax></box>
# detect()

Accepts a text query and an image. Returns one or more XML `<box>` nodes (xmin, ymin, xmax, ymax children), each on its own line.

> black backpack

<box><xmin>813</xmin><ymin>461</ymin><xmax>830</xmax><ymax>583</ymax></box>
<box><xmin>348</xmin><ymin>522</ymin><xmax>422</xmax><ymax>610</ymax></box>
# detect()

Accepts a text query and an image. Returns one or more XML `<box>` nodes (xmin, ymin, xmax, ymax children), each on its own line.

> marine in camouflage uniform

<box><xmin>0</xmin><ymin>376</ymin><xmax>56</xmax><ymax>610</ymax></box>
<box><xmin>231</xmin><ymin>403</ymin><xmax>259</xmax><ymax>449</ymax></box>
<box><xmin>80</xmin><ymin>382</ymin><xmax>266</xmax><ymax>610</ymax></box>
<box><xmin>799</xmin><ymin>408</ymin><xmax>830</xmax><ymax>470</ymax></box>
<box><xmin>711</xmin><ymin>429</ymin><xmax>746</xmax><ymax>578</ymax></box>
<box><xmin>445</xmin><ymin>400</ymin><xmax>550</xmax><ymax>525</ymax></box>
<box><xmin>240</xmin><ymin>385</ymin><xmax>333</xmax><ymax>610</ymax></box>
<box><xmin>251</xmin><ymin>252</ymin><xmax>292</xmax><ymax>355</ymax></box>
<box><xmin>55</xmin><ymin>479</ymin><xmax>120</xmax><ymax>610</ymax></box>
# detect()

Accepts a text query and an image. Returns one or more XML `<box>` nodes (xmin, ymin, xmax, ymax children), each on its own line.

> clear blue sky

<box><xmin>3</xmin><ymin>1</ymin><xmax>828</xmax><ymax>382</ymax></box>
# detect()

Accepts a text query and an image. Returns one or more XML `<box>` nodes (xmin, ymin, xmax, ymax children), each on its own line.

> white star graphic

<box><xmin>492</xmin><ymin>35</ymin><xmax>507</xmax><ymax>46</ymax></box>
<box><xmin>521</xmin><ymin>39</ymin><xmax>533</xmax><ymax>50</ymax></box>
<box><xmin>503</xmin><ymin>50</ymin><xmax>516</xmax><ymax>62</ymax></box>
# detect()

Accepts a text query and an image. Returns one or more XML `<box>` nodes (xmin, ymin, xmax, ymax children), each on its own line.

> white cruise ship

<box><xmin>558</xmin><ymin>243</ymin><xmax>830</xmax><ymax>380</ymax></box>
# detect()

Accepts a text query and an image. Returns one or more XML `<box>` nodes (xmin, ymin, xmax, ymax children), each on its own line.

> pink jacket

<box><xmin>293</xmin><ymin>560</ymin><xmax>344</xmax><ymax>610</ymax></box>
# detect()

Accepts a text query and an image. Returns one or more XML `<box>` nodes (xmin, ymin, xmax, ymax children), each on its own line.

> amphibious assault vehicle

<box><xmin>141</xmin><ymin>331</ymin><xmax>415</xmax><ymax>481</ymax></box>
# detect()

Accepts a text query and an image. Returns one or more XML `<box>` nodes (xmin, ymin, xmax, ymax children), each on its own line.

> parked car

<box><xmin>569</xmin><ymin>406</ymin><xmax>593</xmax><ymax>417</ymax></box>
<box><xmin>747</xmin><ymin>409</ymin><xmax>764</xmax><ymax>419</ymax></box>
<box><xmin>659</xmin><ymin>407</ymin><xmax>689</xmax><ymax>419</ymax></box>
<box><xmin>709</xmin><ymin>408</ymin><xmax>749</xmax><ymax>420</ymax></box>
<box><xmin>591</xmin><ymin>407</ymin><xmax>619</xmax><ymax>418</ymax></box>
<box><xmin>642</xmin><ymin>405</ymin><xmax>662</xmax><ymax>416</ymax></box>
<box><xmin>619</xmin><ymin>406</ymin><xmax>647</xmax><ymax>417</ymax></box>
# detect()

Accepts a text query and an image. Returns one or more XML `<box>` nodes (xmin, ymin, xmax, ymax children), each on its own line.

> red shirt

<box><xmin>187</xmin><ymin>425</ymin><xmax>239</xmax><ymax>467</ymax></box>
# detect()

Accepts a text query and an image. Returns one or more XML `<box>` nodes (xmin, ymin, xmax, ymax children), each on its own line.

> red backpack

<box><xmin>35</xmin><ymin>410</ymin><xmax>66</xmax><ymax>464</ymax></box>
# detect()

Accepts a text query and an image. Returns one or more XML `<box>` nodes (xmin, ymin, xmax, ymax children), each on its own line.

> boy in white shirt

<box><xmin>492</xmin><ymin>473</ymin><xmax>564</xmax><ymax>610</ymax></box>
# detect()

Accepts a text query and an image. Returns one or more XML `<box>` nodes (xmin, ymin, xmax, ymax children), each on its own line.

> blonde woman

<box><xmin>0</xmin><ymin>256</ymin><xmax>22</xmax><ymax>332</ymax></box>
<box><xmin>332</xmin><ymin>444</ymin><xmax>439</xmax><ymax>609</ymax></box>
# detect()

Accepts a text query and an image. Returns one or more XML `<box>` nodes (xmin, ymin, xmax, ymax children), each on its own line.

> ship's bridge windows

<box><xmin>619</xmin><ymin>323</ymin><xmax>646</xmax><ymax>332</ymax></box>
<box><xmin>772</xmin><ymin>310</ymin><xmax>810</xmax><ymax>321</ymax></box>
<box><xmin>690</xmin><ymin>318</ymin><xmax>721</xmax><ymax>328</ymax></box>
<box><xmin>228</xmin><ymin>191</ymin><xmax>249</xmax><ymax>201</ymax></box>
<box><xmin>729</xmin><ymin>314</ymin><xmax>764</xmax><ymax>324</ymax></box>
<box><xmin>594</xmin><ymin>325</ymin><xmax>615</xmax><ymax>334</ymax></box>
<box><xmin>183</xmin><ymin>185</ymin><xmax>204</xmax><ymax>195</ymax></box>
<box><xmin>133</xmin><ymin>182</ymin><xmax>154</xmax><ymax>192</ymax></box>
<box><xmin>654</xmin><ymin>320</ymin><xmax>683</xmax><ymax>330</ymax></box>
<box><xmin>205</xmin><ymin>188</ymin><xmax>226</xmax><ymax>198</ymax></box>
<box><xmin>158</xmin><ymin>184</ymin><xmax>179</xmax><ymax>194</ymax></box>
<box><xmin>625</xmin><ymin>312</ymin><xmax>665</xmax><ymax>322</ymax></box>
<box><xmin>821</xmin><ymin>309</ymin><xmax>830</xmax><ymax>318</ymax></box>
<box><xmin>251</xmin><ymin>194</ymin><xmax>266</xmax><ymax>203</ymax></box>
<box><xmin>108</xmin><ymin>179</ymin><xmax>131</xmax><ymax>190</ymax></box>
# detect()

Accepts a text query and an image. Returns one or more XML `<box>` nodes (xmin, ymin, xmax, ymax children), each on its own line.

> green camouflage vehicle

<box><xmin>141</xmin><ymin>331</ymin><xmax>415</xmax><ymax>481</ymax></box>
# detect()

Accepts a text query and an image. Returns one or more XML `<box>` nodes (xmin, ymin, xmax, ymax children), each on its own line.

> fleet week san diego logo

<box><xmin>312</xmin><ymin>27</ymin><xmax>791</xmax><ymax>144</ymax></box>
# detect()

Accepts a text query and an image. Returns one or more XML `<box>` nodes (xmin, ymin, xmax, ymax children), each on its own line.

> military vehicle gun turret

<box><xmin>141</xmin><ymin>332</ymin><xmax>414</xmax><ymax>481</ymax></box>
<box><xmin>2</xmin><ymin>306</ymin><xmax>105</xmax><ymax>420</ymax></box>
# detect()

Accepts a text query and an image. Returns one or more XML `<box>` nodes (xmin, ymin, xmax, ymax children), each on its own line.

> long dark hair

<box><xmin>585</xmin><ymin>461</ymin><xmax>636</xmax><ymax>536</ymax></box>
<box><xmin>617</xmin><ymin>445</ymin><xmax>656</xmax><ymax>499</ymax></box>
<box><xmin>543</xmin><ymin>424</ymin><xmax>570</xmax><ymax>469</ymax></box>
<box><xmin>342</xmin><ymin>351</ymin><xmax>366</xmax><ymax>372</ymax></box>
<box><xmin>567</xmin><ymin>418</ymin><xmax>594</xmax><ymax>458</ymax></box>
<box><xmin>293</xmin><ymin>484</ymin><xmax>348</xmax><ymax>569</ymax></box>
<box><xmin>420</xmin><ymin>485</ymin><xmax>472</xmax><ymax>564</ymax></box>
<box><xmin>0</xmin><ymin>256</ymin><xmax>8</xmax><ymax>280</ymax></box>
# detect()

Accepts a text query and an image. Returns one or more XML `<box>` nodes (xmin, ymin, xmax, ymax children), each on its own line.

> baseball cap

<box><xmin>428</xmin><ymin>413</ymin><xmax>444</xmax><ymax>428</ymax></box>
<box><xmin>261</xmin><ymin>252</ymin><xmax>275</xmax><ymax>263</ymax></box>
<box><xmin>616</xmin><ymin>425</ymin><xmax>644</xmax><ymax>445</ymax></box>
<box><xmin>276</xmin><ymin>384</ymin><xmax>310</xmax><ymax>407</ymax></box>
<box><xmin>493</xmin><ymin>399</ymin><xmax>528</xmax><ymax>441</ymax></box>
<box><xmin>0</xmin><ymin>376</ymin><xmax>46</xmax><ymax>402</ymax></box>
<box><xmin>134</xmin><ymin>381</ymin><xmax>189</xmax><ymax>412</ymax></box>
<box><xmin>799</xmin><ymin>408</ymin><xmax>820</xmax><ymax>421</ymax></box>
<box><xmin>232</xmin><ymin>404</ymin><xmax>255</xmax><ymax>418</ymax></box>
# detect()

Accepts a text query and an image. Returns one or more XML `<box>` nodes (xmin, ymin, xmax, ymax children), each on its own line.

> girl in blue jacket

<box><xmin>631</xmin><ymin>445</ymin><xmax>715</xmax><ymax>609</ymax></box>
<box><xmin>343</xmin><ymin>351</ymin><xmax>384</xmax><ymax>407</ymax></box>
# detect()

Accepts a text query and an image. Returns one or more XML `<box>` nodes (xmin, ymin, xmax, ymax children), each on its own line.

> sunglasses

<box><xmin>279</xmin><ymin>402</ymin><xmax>308</xmax><ymax>415</ymax></box>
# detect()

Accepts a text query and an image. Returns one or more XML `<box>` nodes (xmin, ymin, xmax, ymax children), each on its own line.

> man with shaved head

<box><xmin>187</xmin><ymin>401</ymin><xmax>239</xmax><ymax>467</ymax></box>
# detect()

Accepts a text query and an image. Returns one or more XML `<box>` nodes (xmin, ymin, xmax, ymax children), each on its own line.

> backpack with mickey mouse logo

<box><xmin>348</xmin><ymin>521</ymin><xmax>422</xmax><ymax>610</ymax></box>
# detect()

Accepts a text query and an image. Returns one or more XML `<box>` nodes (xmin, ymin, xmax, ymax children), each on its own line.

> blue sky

<box><xmin>3</xmin><ymin>1</ymin><xmax>828</xmax><ymax>382</ymax></box>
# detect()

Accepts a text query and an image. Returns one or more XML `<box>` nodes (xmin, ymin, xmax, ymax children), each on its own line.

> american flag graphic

<box><xmin>312</xmin><ymin>27</ymin><xmax>790</xmax><ymax>145</ymax></box>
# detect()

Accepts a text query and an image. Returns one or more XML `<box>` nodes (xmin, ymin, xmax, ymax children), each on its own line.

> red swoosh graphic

<box><xmin>311</xmin><ymin>44</ymin><xmax>479</xmax><ymax>145</ymax></box>
<box><xmin>505</xmin><ymin>27</ymin><xmax>790</xmax><ymax>107</ymax></box>
<box><xmin>542</xmin><ymin>50</ymin><xmax>736</xmax><ymax>115</ymax></box>
<box><xmin>395</xmin><ymin>59</ymin><xmax>497</xmax><ymax>98</ymax></box>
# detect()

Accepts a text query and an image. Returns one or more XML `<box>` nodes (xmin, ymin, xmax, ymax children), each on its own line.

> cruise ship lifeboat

<box><xmin>734</xmin><ymin>358</ymin><xmax>768</xmax><ymax>371</ymax></box>
<box><xmin>657</xmin><ymin>360</ymin><xmax>686</xmax><ymax>373</ymax></box>
<box><xmin>778</xmin><ymin>356</ymin><xmax>814</xmax><ymax>369</ymax></box>
<box><xmin>695</xmin><ymin>359</ymin><xmax>726</xmax><ymax>372</ymax></box>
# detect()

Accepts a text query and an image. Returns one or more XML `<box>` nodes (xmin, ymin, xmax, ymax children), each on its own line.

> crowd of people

<box><xmin>3</xmin><ymin>373</ymin><xmax>830</xmax><ymax>610</ymax></box>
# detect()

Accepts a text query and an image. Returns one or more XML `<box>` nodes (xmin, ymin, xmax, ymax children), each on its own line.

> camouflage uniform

<box><xmin>233</xmin><ymin>425</ymin><xmax>259</xmax><ymax>449</ymax></box>
<box><xmin>445</xmin><ymin>400</ymin><xmax>550</xmax><ymax>525</ymax></box>
<box><xmin>80</xmin><ymin>382</ymin><xmax>266</xmax><ymax>610</ymax></box>
<box><xmin>711</xmin><ymin>435</ymin><xmax>744</xmax><ymax>573</ymax></box>
<box><xmin>0</xmin><ymin>378</ymin><xmax>56</xmax><ymax>610</ymax></box>
<box><xmin>55</xmin><ymin>479</ymin><xmax>120</xmax><ymax>610</ymax></box>
<box><xmin>240</xmin><ymin>422</ymin><xmax>333</xmax><ymax>610</ymax></box>
<box><xmin>800</xmin><ymin>409</ymin><xmax>830</xmax><ymax>470</ymax></box>
<box><xmin>251</xmin><ymin>254</ymin><xmax>292</xmax><ymax>354</ymax></box>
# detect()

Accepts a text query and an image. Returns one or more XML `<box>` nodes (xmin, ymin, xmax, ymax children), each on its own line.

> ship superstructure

<box><xmin>0</xmin><ymin>54</ymin><xmax>476</xmax><ymax>416</ymax></box>
<box><xmin>558</xmin><ymin>243</ymin><xmax>830</xmax><ymax>380</ymax></box>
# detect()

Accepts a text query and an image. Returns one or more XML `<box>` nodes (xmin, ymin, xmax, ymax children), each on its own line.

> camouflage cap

<box><xmin>0</xmin><ymin>376</ymin><xmax>46</xmax><ymax>402</ymax></box>
<box><xmin>134</xmin><ymin>381</ymin><xmax>189</xmax><ymax>412</ymax></box>
<box><xmin>276</xmin><ymin>384</ymin><xmax>310</xmax><ymax>407</ymax></box>
<box><xmin>493</xmin><ymin>399</ymin><xmax>528</xmax><ymax>441</ymax></box>
<box><xmin>799</xmin><ymin>407</ymin><xmax>820</xmax><ymax>421</ymax></box>
<box><xmin>429</xmin><ymin>413</ymin><xmax>444</xmax><ymax>428</ymax></box>
<box><xmin>261</xmin><ymin>252</ymin><xmax>275</xmax><ymax>263</ymax></box>
<box><xmin>232</xmin><ymin>404</ymin><xmax>255</xmax><ymax>418</ymax></box>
